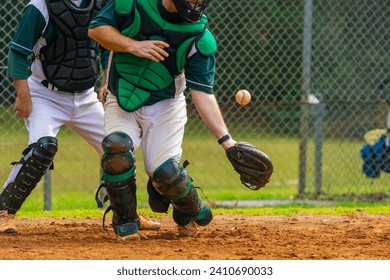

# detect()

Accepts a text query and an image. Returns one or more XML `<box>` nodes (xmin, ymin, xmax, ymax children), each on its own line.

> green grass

<box><xmin>16</xmin><ymin>203</ymin><xmax>390</xmax><ymax>219</ymax></box>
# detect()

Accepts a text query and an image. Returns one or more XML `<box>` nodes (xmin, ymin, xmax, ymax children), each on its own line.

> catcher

<box><xmin>0</xmin><ymin>0</ymin><xmax>159</xmax><ymax>234</ymax></box>
<box><xmin>88</xmin><ymin>0</ymin><xmax>273</xmax><ymax>240</ymax></box>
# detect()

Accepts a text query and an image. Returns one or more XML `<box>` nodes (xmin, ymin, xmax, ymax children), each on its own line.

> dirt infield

<box><xmin>0</xmin><ymin>214</ymin><xmax>389</xmax><ymax>260</ymax></box>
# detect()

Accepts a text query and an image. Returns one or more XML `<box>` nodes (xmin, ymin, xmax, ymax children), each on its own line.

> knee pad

<box><xmin>0</xmin><ymin>137</ymin><xmax>58</xmax><ymax>214</ymax></box>
<box><xmin>152</xmin><ymin>159</ymin><xmax>202</xmax><ymax>217</ymax></box>
<box><xmin>102</xmin><ymin>131</ymin><xmax>133</xmax><ymax>153</ymax></box>
<box><xmin>101</xmin><ymin>132</ymin><xmax>135</xmax><ymax>180</ymax></box>
<box><xmin>33</xmin><ymin>136</ymin><xmax>58</xmax><ymax>166</ymax></box>
<box><xmin>152</xmin><ymin>158</ymin><xmax>191</xmax><ymax>200</ymax></box>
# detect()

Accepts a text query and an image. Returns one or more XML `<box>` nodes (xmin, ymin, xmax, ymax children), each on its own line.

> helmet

<box><xmin>172</xmin><ymin>0</ymin><xmax>209</xmax><ymax>23</ymax></box>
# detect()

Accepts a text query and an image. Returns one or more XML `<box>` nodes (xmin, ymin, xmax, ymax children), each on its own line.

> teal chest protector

<box><xmin>112</xmin><ymin>0</ymin><xmax>216</xmax><ymax>111</ymax></box>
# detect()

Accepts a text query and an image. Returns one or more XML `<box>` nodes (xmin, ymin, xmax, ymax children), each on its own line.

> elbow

<box><xmin>88</xmin><ymin>29</ymin><xmax>98</xmax><ymax>42</ymax></box>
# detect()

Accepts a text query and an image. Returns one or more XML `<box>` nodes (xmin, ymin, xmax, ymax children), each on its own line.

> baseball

<box><xmin>235</xmin><ymin>89</ymin><xmax>251</xmax><ymax>106</ymax></box>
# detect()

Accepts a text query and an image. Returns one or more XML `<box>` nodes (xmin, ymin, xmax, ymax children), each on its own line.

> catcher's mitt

<box><xmin>226</xmin><ymin>142</ymin><xmax>273</xmax><ymax>190</ymax></box>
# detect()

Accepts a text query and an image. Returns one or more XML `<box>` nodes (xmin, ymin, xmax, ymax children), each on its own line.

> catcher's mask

<box><xmin>172</xmin><ymin>0</ymin><xmax>209</xmax><ymax>23</ymax></box>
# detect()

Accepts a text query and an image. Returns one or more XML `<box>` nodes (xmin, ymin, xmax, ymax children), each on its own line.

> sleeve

<box><xmin>7</xmin><ymin>4</ymin><xmax>46</xmax><ymax>79</ymax></box>
<box><xmin>7</xmin><ymin>49</ymin><xmax>30</xmax><ymax>79</ymax></box>
<box><xmin>9</xmin><ymin>4</ymin><xmax>46</xmax><ymax>56</ymax></box>
<box><xmin>90</xmin><ymin>0</ymin><xmax>118</xmax><ymax>28</ymax></box>
<box><xmin>185</xmin><ymin>52</ymin><xmax>216</xmax><ymax>94</ymax></box>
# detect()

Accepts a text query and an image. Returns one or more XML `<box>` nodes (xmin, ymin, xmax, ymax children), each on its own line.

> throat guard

<box><xmin>39</xmin><ymin>0</ymin><xmax>102</xmax><ymax>92</ymax></box>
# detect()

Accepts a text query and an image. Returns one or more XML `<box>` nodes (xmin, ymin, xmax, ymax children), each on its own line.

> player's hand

<box><xmin>88</xmin><ymin>26</ymin><xmax>169</xmax><ymax>62</ymax></box>
<box><xmin>98</xmin><ymin>82</ymin><xmax>111</xmax><ymax>103</ymax></box>
<box><xmin>13</xmin><ymin>79</ymin><xmax>32</xmax><ymax>118</ymax></box>
<box><xmin>128</xmin><ymin>40</ymin><xmax>169</xmax><ymax>62</ymax></box>
<box><xmin>14</xmin><ymin>96</ymin><xmax>32</xmax><ymax>119</ymax></box>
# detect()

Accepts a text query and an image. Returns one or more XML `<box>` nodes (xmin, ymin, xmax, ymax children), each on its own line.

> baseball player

<box><xmin>88</xmin><ymin>0</ymin><xmax>241</xmax><ymax>240</ymax></box>
<box><xmin>0</xmin><ymin>0</ymin><xmax>160</xmax><ymax>234</ymax></box>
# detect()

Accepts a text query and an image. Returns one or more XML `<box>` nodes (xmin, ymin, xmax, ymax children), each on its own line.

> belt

<box><xmin>41</xmin><ymin>80</ymin><xmax>85</xmax><ymax>94</ymax></box>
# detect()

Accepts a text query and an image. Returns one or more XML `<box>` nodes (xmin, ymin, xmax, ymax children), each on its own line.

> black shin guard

<box><xmin>101</xmin><ymin>132</ymin><xmax>139</xmax><ymax>233</ymax></box>
<box><xmin>171</xmin><ymin>185</ymin><xmax>202</xmax><ymax>216</ymax></box>
<box><xmin>0</xmin><ymin>137</ymin><xmax>58</xmax><ymax>214</ymax></box>
<box><xmin>152</xmin><ymin>159</ymin><xmax>203</xmax><ymax>223</ymax></box>
<box><xmin>105</xmin><ymin>178</ymin><xmax>138</xmax><ymax>226</ymax></box>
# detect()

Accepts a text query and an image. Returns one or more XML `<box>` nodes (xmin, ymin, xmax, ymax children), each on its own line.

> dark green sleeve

<box><xmin>9</xmin><ymin>4</ymin><xmax>46</xmax><ymax>55</ymax></box>
<box><xmin>185</xmin><ymin>53</ymin><xmax>216</xmax><ymax>94</ymax></box>
<box><xmin>7</xmin><ymin>49</ymin><xmax>30</xmax><ymax>79</ymax></box>
<box><xmin>90</xmin><ymin>0</ymin><xmax>118</xmax><ymax>28</ymax></box>
<box><xmin>7</xmin><ymin>4</ymin><xmax>46</xmax><ymax>79</ymax></box>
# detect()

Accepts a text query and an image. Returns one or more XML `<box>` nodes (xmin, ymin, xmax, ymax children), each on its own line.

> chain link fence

<box><xmin>0</xmin><ymin>0</ymin><xmax>389</xmax><ymax>210</ymax></box>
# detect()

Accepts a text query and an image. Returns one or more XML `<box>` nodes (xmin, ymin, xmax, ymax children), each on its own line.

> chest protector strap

<box><xmin>112</xmin><ymin>0</ymin><xmax>209</xmax><ymax>112</ymax></box>
<box><xmin>40</xmin><ymin>0</ymin><xmax>102</xmax><ymax>92</ymax></box>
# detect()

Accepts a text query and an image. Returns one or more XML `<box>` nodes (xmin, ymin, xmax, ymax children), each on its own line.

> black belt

<box><xmin>41</xmin><ymin>80</ymin><xmax>85</xmax><ymax>94</ymax></box>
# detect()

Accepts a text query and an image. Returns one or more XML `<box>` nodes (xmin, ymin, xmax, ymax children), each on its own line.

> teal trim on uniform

<box><xmin>114</xmin><ymin>222</ymin><xmax>139</xmax><ymax>236</ymax></box>
<box><xmin>114</xmin><ymin>0</ymin><xmax>135</xmax><ymax>15</ymax></box>
<box><xmin>196</xmin><ymin>29</ymin><xmax>217</xmax><ymax>56</ymax></box>
<box><xmin>194</xmin><ymin>206</ymin><xmax>208</xmax><ymax>220</ymax></box>
<box><xmin>152</xmin><ymin>158</ymin><xmax>172</xmax><ymax>175</ymax></box>
<box><xmin>102</xmin><ymin>166</ymin><xmax>136</xmax><ymax>183</ymax></box>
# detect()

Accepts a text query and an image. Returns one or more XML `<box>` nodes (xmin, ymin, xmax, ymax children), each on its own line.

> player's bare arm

<box><xmin>98</xmin><ymin>68</ymin><xmax>110</xmax><ymax>102</ymax></box>
<box><xmin>98</xmin><ymin>50</ymin><xmax>112</xmax><ymax>102</ymax></box>
<box><xmin>88</xmin><ymin>25</ymin><xmax>169</xmax><ymax>62</ymax></box>
<box><xmin>190</xmin><ymin>89</ymin><xmax>236</xmax><ymax>150</ymax></box>
<box><xmin>13</xmin><ymin>79</ymin><xmax>32</xmax><ymax>119</ymax></box>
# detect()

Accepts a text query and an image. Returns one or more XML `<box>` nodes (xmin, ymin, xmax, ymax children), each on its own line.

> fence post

<box><xmin>299</xmin><ymin>0</ymin><xmax>313</xmax><ymax>198</ymax></box>
<box><xmin>314</xmin><ymin>97</ymin><xmax>325</xmax><ymax>198</ymax></box>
